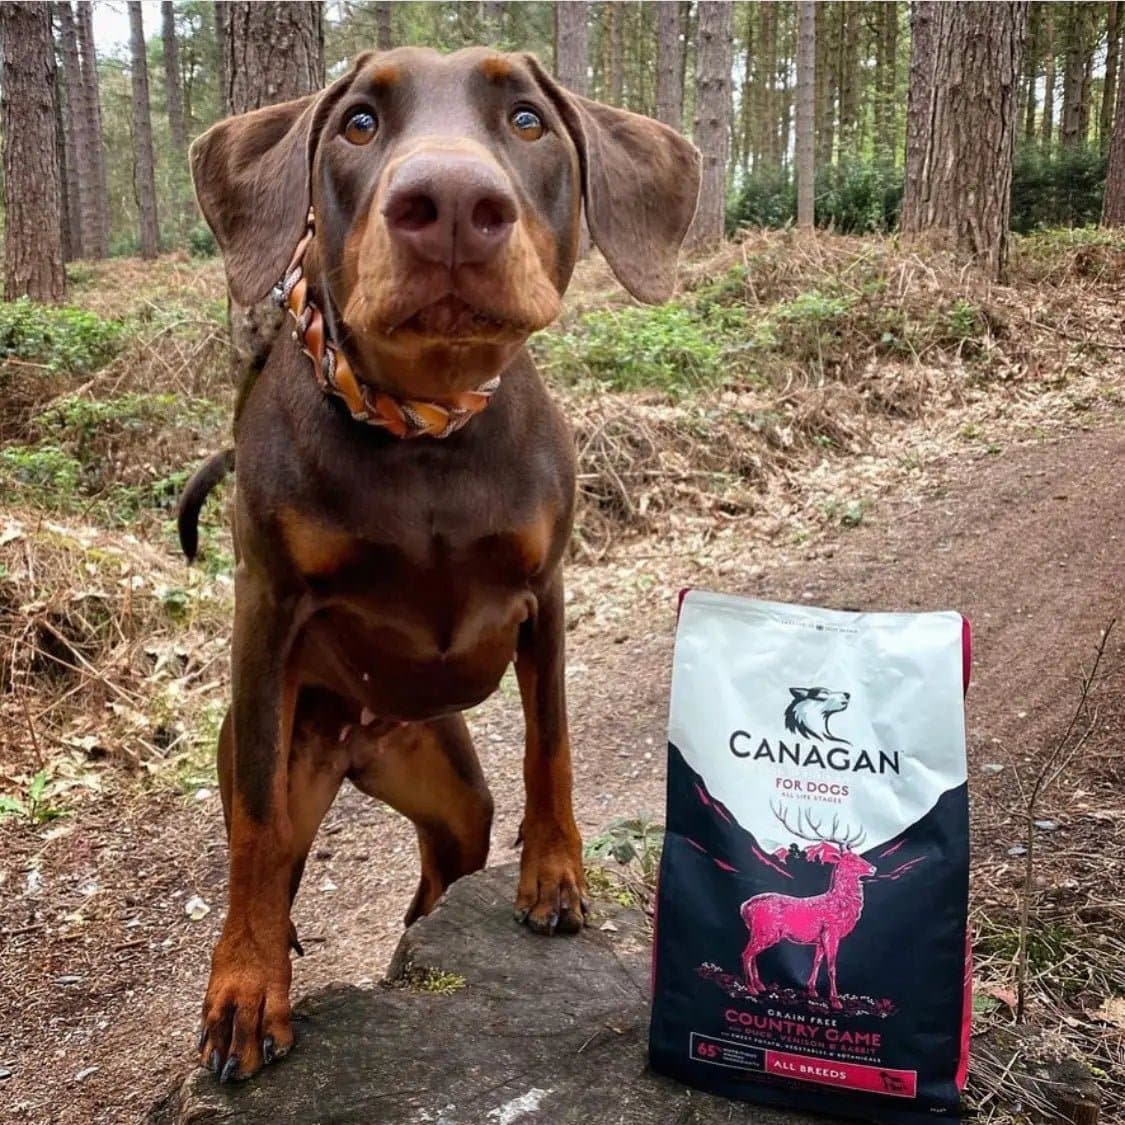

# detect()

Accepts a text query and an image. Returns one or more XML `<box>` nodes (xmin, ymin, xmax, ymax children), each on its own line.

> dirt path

<box><xmin>2</xmin><ymin>422</ymin><xmax>1122</xmax><ymax>1124</ymax></box>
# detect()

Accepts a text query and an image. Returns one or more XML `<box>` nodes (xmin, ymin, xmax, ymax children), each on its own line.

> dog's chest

<box><xmin>282</xmin><ymin>498</ymin><xmax>554</xmax><ymax>719</ymax></box>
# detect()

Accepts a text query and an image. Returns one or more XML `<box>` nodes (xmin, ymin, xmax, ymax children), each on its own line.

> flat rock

<box><xmin>150</xmin><ymin>864</ymin><xmax>819</xmax><ymax>1124</ymax></box>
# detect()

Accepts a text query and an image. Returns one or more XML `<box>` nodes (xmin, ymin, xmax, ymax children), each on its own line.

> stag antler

<box><xmin>770</xmin><ymin>802</ymin><xmax>866</xmax><ymax>849</ymax></box>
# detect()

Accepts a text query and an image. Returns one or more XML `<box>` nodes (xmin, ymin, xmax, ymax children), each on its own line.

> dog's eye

<box><xmin>510</xmin><ymin>107</ymin><xmax>544</xmax><ymax>141</ymax></box>
<box><xmin>343</xmin><ymin>109</ymin><xmax>377</xmax><ymax>146</ymax></box>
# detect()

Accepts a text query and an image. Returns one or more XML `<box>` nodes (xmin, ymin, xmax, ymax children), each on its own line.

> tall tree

<box><xmin>874</xmin><ymin>2</ymin><xmax>900</xmax><ymax>164</ymax></box>
<box><xmin>1059</xmin><ymin>2</ymin><xmax>1092</xmax><ymax>148</ymax></box>
<box><xmin>816</xmin><ymin>1</ymin><xmax>840</xmax><ymax>165</ymax></box>
<box><xmin>374</xmin><ymin>2</ymin><xmax>393</xmax><ymax>50</ymax></box>
<box><xmin>221</xmin><ymin>1</ymin><xmax>324</xmax><ymax>374</ymax></box>
<box><xmin>796</xmin><ymin>1</ymin><xmax>816</xmax><ymax>228</ymax></box>
<box><xmin>901</xmin><ymin>2</ymin><xmax>1028</xmax><ymax>282</ymax></box>
<box><xmin>1</xmin><ymin>2</ymin><xmax>66</xmax><ymax>301</ymax></box>
<box><xmin>223</xmin><ymin>1</ymin><xmax>323</xmax><ymax>116</ymax></box>
<box><xmin>162</xmin><ymin>1</ymin><xmax>187</xmax><ymax>154</ymax></box>
<box><xmin>55</xmin><ymin>2</ymin><xmax>86</xmax><ymax>259</ymax></box>
<box><xmin>689</xmin><ymin>1</ymin><xmax>733</xmax><ymax>249</ymax></box>
<box><xmin>1022</xmin><ymin>2</ymin><xmax>1041</xmax><ymax>144</ymax></box>
<box><xmin>129</xmin><ymin>1</ymin><xmax>160</xmax><ymax>258</ymax></box>
<box><xmin>554</xmin><ymin>1</ymin><xmax>588</xmax><ymax>95</ymax></box>
<box><xmin>1040</xmin><ymin>3</ymin><xmax>1056</xmax><ymax>146</ymax></box>
<box><xmin>1102</xmin><ymin>2</ymin><xmax>1121</xmax><ymax>153</ymax></box>
<box><xmin>1105</xmin><ymin>25</ymin><xmax>1125</xmax><ymax>224</ymax></box>
<box><xmin>655</xmin><ymin>0</ymin><xmax>684</xmax><ymax>130</ymax></box>
<box><xmin>75</xmin><ymin>0</ymin><xmax>109</xmax><ymax>257</ymax></box>
<box><xmin>607</xmin><ymin>1</ymin><xmax>624</xmax><ymax>105</ymax></box>
<box><xmin>836</xmin><ymin>2</ymin><xmax>862</xmax><ymax>155</ymax></box>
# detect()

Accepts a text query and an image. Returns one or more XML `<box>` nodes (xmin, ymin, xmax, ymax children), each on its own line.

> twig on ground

<box><xmin>1015</xmin><ymin>618</ymin><xmax>1115</xmax><ymax>1023</ymax></box>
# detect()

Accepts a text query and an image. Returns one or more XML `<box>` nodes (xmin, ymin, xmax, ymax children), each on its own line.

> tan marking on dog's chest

<box><xmin>278</xmin><ymin>508</ymin><xmax>358</xmax><ymax>577</ymax></box>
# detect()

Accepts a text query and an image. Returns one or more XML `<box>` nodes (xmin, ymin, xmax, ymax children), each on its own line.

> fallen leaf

<box><xmin>184</xmin><ymin>895</ymin><xmax>210</xmax><ymax>921</ymax></box>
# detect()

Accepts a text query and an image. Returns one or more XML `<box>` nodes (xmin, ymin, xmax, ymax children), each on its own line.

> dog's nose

<box><xmin>382</xmin><ymin>153</ymin><xmax>517</xmax><ymax>267</ymax></box>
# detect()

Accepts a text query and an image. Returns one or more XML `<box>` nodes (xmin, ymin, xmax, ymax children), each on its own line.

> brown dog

<box><xmin>181</xmin><ymin>47</ymin><xmax>700</xmax><ymax>1083</ymax></box>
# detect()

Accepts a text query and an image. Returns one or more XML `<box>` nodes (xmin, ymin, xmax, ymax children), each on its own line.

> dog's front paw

<box><xmin>514</xmin><ymin>820</ymin><xmax>588</xmax><ymax>935</ymax></box>
<box><xmin>198</xmin><ymin>928</ymin><xmax>294</xmax><ymax>1082</ymax></box>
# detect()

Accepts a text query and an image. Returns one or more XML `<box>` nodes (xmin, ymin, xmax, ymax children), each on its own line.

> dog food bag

<box><xmin>649</xmin><ymin>592</ymin><xmax>971</xmax><ymax>1124</ymax></box>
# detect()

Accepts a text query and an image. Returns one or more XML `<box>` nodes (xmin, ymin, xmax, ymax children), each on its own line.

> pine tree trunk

<box><xmin>689</xmin><ymin>1</ymin><xmax>733</xmax><ymax>250</ymax></box>
<box><xmin>875</xmin><ymin>1</ymin><xmax>899</xmax><ymax>164</ymax></box>
<box><xmin>776</xmin><ymin>4</ymin><xmax>793</xmax><ymax>170</ymax></box>
<box><xmin>1102</xmin><ymin>2</ymin><xmax>1121</xmax><ymax>152</ymax></box>
<box><xmin>608</xmin><ymin>1</ymin><xmax>623</xmax><ymax>105</ymax></box>
<box><xmin>1041</xmin><ymin>3</ymin><xmax>1055</xmax><ymax>146</ymax></box>
<box><xmin>2</xmin><ymin>2</ymin><xmax>66</xmax><ymax>302</ymax></box>
<box><xmin>1104</xmin><ymin>25</ymin><xmax>1125</xmax><ymax>224</ymax></box>
<box><xmin>76</xmin><ymin>0</ymin><xmax>109</xmax><ymax>257</ymax></box>
<box><xmin>817</xmin><ymin>1</ymin><xmax>839</xmax><ymax>165</ymax></box>
<box><xmin>902</xmin><ymin>1</ymin><xmax>936</xmax><ymax>231</ymax></box>
<box><xmin>222</xmin><ymin>0</ymin><xmax>324</xmax><ymax>376</ymax></box>
<box><xmin>756</xmin><ymin>0</ymin><xmax>777</xmax><ymax>168</ymax></box>
<box><xmin>129</xmin><ymin>1</ymin><xmax>160</xmax><ymax>259</ymax></box>
<box><xmin>1060</xmin><ymin>2</ymin><xmax>1089</xmax><ymax>148</ymax></box>
<box><xmin>837</xmin><ymin>1</ymin><xmax>861</xmax><ymax>155</ymax></box>
<box><xmin>481</xmin><ymin>1</ymin><xmax>505</xmax><ymax>43</ymax></box>
<box><xmin>656</xmin><ymin>0</ymin><xmax>684</xmax><ymax>130</ymax></box>
<box><xmin>162</xmin><ymin>0</ymin><xmax>186</xmax><ymax>153</ymax></box>
<box><xmin>796</xmin><ymin>1</ymin><xmax>816</xmax><ymax>228</ymax></box>
<box><xmin>223</xmin><ymin>1</ymin><xmax>323</xmax><ymax>115</ymax></box>
<box><xmin>55</xmin><ymin>2</ymin><xmax>86</xmax><ymax>260</ymax></box>
<box><xmin>374</xmin><ymin>2</ymin><xmax>393</xmax><ymax>50</ymax></box>
<box><xmin>554</xmin><ymin>1</ymin><xmax>588</xmax><ymax>96</ymax></box>
<box><xmin>901</xmin><ymin>2</ymin><xmax>1028</xmax><ymax>282</ymax></box>
<box><xmin>739</xmin><ymin>4</ymin><xmax>755</xmax><ymax>172</ymax></box>
<box><xmin>1023</xmin><ymin>2</ymin><xmax>1040</xmax><ymax>143</ymax></box>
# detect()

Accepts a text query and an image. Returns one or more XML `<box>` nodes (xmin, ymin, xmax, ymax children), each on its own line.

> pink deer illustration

<box><xmin>741</xmin><ymin>804</ymin><xmax>875</xmax><ymax>1009</ymax></box>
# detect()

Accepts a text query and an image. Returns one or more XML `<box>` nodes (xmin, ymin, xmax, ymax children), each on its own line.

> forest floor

<box><xmin>1</xmin><ymin>231</ymin><xmax>1124</xmax><ymax>1124</ymax></box>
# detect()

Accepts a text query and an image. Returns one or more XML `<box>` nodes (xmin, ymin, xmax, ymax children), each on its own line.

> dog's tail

<box><xmin>177</xmin><ymin>448</ymin><xmax>235</xmax><ymax>562</ymax></box>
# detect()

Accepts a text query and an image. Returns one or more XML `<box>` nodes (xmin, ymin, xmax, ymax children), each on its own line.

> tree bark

<box><xmin>875</xmin><ymin>1</ymin><xmax>899</xmax><ymax>164</ymax></box>
<box><xmin>1060</xmin><ymin>1</ymin><xmax>1090</xmax><ymax>148</ymax></box>
<box><xmin>796</xmin><ymin>1</ymin><xmax>816</xmax><ymax>229</ymax></box>
<box><xmin>162</xmin><ymin>0</ymin><xmax>187</xmax><ymax>154</ymax></box>
<box><xmin>837</xmin><ymin>1</ymin><xmax>862</xmax><ymax>155</ymax></box>
<box><xmin>129</xmin><ymin>1</ymin><xmax>160</xmax><ymax>259</ymax></box>
<box><xmin>817</xmin><ymin>1</ymin><xmax>840</xmax><ymax>165</ymax></box>
<box><xmin>221</xmin><ymin>1</ymin><xmax>324</xmax><ymax>376</ymax></box>
<box><xmin>1104</xmin><ymin>21</ymin><xmax>1125</xmax><ymax>224</ymax></box>
<box><xmin>223</xmin><ymin>1</ymin><xmax>323</xmax><ymax>115</ymax></box>
<box><xmin>1022</xmin><ymin>1</ymin><xmax>1040</xmax><ymax>144</ymax></box>
<box><xmin>1102</xmin><ymin>2</ymin><xmax>1121</xmax><ymax>153</ymax></box>
<box><xmin>374</xmin><ymin>2</ymin><xmax>393</xmax><ymax>50</ymax></box>
<box><xmin>689</xmin><ymin>1</ymin><xmax>733</xmax><ymax>250</ymax></box>
<box><xmin>608</xmin><ymin>1</ymin><xmax>624</xmax><ymax>105</ymax></box>
<box><xmin>554</xmin><ymin>1</ymin><xmax>588</xmax><ymax>96</ymax></box>
<box><xmin>2</xmin><ymin>2</ymin><xmax>66</xmax><ymax>301</ymax></box>
<box><xmin>55</xmin><ymin>2</ymin><xmax>86</xmax><ymax>260</ymax></box>
<box><xmin>755</xmin><ymin>0</ymin><xmax>777</xmax><ymax>168</ymax></box>
<box><xmin>655</xmin><ymin>0</ymin><xmax>684</xmax><ymax>130</ymax></box>
<box><xmin>1041</xmin><ymin>3</ymin><xmax>1056</xmax><ymax>146</ymax></box>
<box><xmin>75</xmin><ymin>0</ymin><xmax>109</xmax><ymax>257</ymax></box>
<box><xmin>901</xmin><ymin>2</ymin><xmax>1028</xmax><ymax>282</ymax></box>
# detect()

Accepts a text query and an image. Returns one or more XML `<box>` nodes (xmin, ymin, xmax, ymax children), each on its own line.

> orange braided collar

<box><xmin>272</xmin><ymin>210</ymin><xmax>499</xmax><ymax>439</ymax></box>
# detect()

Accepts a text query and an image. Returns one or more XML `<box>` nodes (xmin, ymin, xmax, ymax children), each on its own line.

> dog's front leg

<box><xmin>514</xmin><ymin>575</ymin><xmax>587</xmax><ymax>935</ymax></box>
<box><xmin>199</xmin><ymin>572</ymin><xmax>300</xmax><ymax>1082</ymax></box>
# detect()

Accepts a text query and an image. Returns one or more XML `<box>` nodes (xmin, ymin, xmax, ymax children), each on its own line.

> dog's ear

<box><xmin>526</xmin><ymin>58</ymin><xmax>701</xmax><ymax>304</ymax></box>
<box><xmin>189</xmin><ymin>57</ymin><xmax>371</xmax><ymax>305</ymax></box>
<box><xmin>789</xmin><ymin>688</ymin><xmax>811</xmax><ymax>700</ymax></box>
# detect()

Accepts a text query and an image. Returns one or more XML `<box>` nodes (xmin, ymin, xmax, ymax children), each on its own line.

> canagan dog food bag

<box><xmin>650</xmin><ymin>592</ymin><xmax>971</xmax><ymax>1124</ymax></box>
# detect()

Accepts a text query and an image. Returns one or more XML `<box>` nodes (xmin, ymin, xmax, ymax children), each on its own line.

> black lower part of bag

<box><xmin>648</xmin><ymin>742</ymin><xmax>971</xmax><ymax>1123</ymax></box>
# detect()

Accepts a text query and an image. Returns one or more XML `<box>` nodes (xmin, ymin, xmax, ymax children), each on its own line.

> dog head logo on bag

<box><xmin>784</xmin><ymin>687</ymin><xmax>851</xmax><ymax>743</ymax></box>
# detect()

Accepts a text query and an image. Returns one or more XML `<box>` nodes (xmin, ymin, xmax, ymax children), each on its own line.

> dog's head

<box><xmin>783</xmin><ymin>687</ymin><xmax>851</xmax><ymax>742</ymax></box>
<box><xmin>190</xmin><ymin>48</ymin><xmax>701</xmax><ymax>400</ymax></box>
